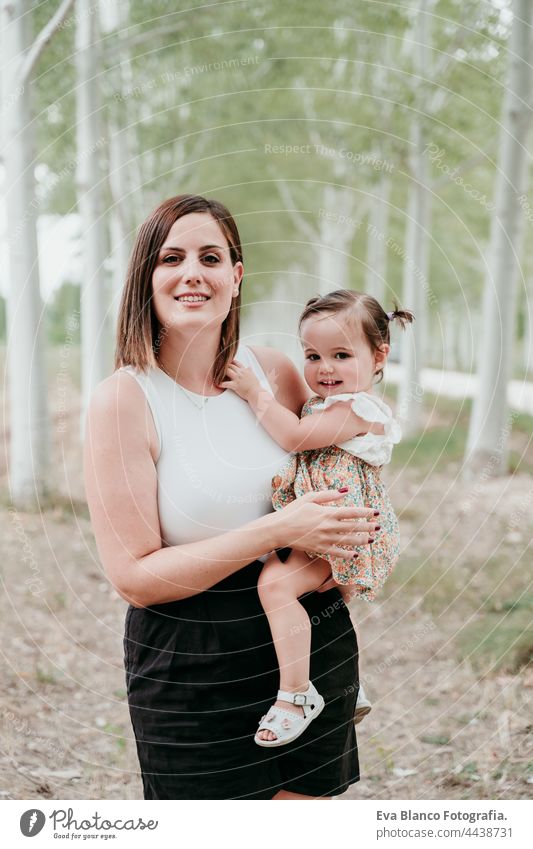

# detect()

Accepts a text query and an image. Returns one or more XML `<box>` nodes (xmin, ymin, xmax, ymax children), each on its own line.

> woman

<box><xmin>84</xmin><ymin>194</ymin><xmax>378</xmax><ymax>800</ymax></box>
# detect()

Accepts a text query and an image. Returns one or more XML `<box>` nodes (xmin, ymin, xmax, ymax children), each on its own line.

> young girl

<box><xmin>221</xmin><ymin>289</ymin><xmax>413</xmax><ymax>747</ymax></box>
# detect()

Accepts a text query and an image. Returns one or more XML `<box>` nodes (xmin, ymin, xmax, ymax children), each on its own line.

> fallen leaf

<box><xmin>421</xmin><ymin>734</ymin><xmax>451</xmax><ymax>746</ymax></box>
<box><xmin>392</xmin><ymin>767</ymin><xmax>419</xmax><ymax>778</ymax></box>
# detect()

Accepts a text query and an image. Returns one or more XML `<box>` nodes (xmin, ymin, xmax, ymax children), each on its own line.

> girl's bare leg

<box><xmin>272</xmin><ymin>789</ymin><xmax>332</xmax><ymax>800</ymax></box>
<box><xmin>256</xmin><ymin>550</ymin><xmax>331</xmax><ymax>742</ymax></box>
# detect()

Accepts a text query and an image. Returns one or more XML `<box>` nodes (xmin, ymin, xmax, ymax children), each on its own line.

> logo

<box><xmin>20</xmin><ymin>810</ymin><xmax>46</xmax><ymax>837</ymax></box>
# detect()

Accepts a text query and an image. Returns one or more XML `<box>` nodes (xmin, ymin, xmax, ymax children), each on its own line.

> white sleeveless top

<box><xmin>120</xmin><ymin>344</ymin><xmax>290</xmax><ymax>548</ymax></box>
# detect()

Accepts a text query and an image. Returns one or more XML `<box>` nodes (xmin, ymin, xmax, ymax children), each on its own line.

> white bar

<box><xmin>4</xmin><ymin>799</ymin><xmax>532</xmax><ymax>847</ymax></box>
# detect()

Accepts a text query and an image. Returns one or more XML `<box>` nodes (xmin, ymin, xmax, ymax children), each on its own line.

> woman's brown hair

<box><xmin>299</xmin><ymin>289</ymin><xmax>414</xmax><ymax>383</ymax></box>
<box><xmin>114</xmin><ymin>194</ymin><xmax>243</xmax><ymax>384</ymax></box>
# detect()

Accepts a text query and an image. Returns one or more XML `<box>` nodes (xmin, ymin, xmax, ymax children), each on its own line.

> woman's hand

<box><xmin>220</xmin><ymin>360</ymin><xmax>262</xmax><ymax>402</ymax></box>
<box><xmin>276</xmin><ymin>489</ymin><xmax>379</xmax><ymax>559</ymax></box>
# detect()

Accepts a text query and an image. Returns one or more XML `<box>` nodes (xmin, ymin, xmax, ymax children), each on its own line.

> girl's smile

<box><xmin>301</xmin><ymin>313</ymin><xmax>387</xmax><ymax>398</ymax></box>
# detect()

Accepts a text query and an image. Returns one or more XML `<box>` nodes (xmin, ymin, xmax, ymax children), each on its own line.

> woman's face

<box><xmin>151</xmin><ymin>212</ymin><xmax>243</xmax><ymax>335</ymax></box>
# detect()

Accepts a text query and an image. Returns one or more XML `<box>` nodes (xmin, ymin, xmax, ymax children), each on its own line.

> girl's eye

<box><xmin>202</xmin><ymin>254</ymin><xmax>220</xmax><ymax>264</ymax></box>
<box><xmin>306</xmin><ymin>354</ymin><xmax>320</xmax><ymax>361</ymax></box>
<box><xmin>335</xmin><ymin>352</ymin><xmax>352</xmax><ymax>359</ymax></box>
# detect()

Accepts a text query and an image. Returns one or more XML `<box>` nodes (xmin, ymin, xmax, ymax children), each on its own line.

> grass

<box><xmin>388</xmin><ymin>548</ymin><xmax>533</xmax><ymax>675</ymax></box>
<box><xmin>391</xmin><ymin>422</ymin><xmax>468</xmax><ymax>472</ymax></box>
<box><xmin>386</xmin><ymin>390</ymin><xmax>533</xmax><ymax>474</ymax></box>
<box><xmin>103</xmin><ymin>723</ymin><xmax>127</xmax><ymax>756</ymax></box>
<box><xmin>35</xmin><ymin>666</ymin><xmax>58</xmax><ymax>685</ymax></box>
<box><xmin>457</xmin><ymin>607</ymin><xmax>533</xmax><ymax>674</ymax></box>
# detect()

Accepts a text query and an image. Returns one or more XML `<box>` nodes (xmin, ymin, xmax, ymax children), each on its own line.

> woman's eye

<box><xmin>162</xmin><ymin>255</ymin><xmax>180</xmax><ymax>264</ymax></box>
<box><xmin>202</xmin><ymin>254</ymin><xmax>220</xmax><ymax>264</ymax></box>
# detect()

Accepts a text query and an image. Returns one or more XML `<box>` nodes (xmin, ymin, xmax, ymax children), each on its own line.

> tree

<box><xmin>464</xmin><ymin>0</ymin><xmax>533</xmax><ymax>477</ymax></box>
<box><xmin>1</xmin><ymin>0</ymin><xmax>74</xmax><ymax>507</ymax></box>
<box><xmin>397</xmin><ymin>0</ymin><xmax>434</xmax><ymax>435</ymax></box>
<box><xmin>76</xmin><ymin>0</ymin><xmax>109</xmax><ymax>434</ymax></box>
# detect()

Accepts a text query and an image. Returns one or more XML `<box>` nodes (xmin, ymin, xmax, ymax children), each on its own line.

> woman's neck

<box><xmin>157</xmin><ymin>330</ymin><xmax>224</xmax><ymax>393</ymax></box>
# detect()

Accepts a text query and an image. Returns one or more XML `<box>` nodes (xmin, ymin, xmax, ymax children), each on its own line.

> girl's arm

<box><xmin>220</xmin><ymin>360</ymin><xmax>384</xmax><ymax>453</ymax></box>
<box><xmin>84</xmin><ymin>370</ymin><xmax>378</xmax><ymax>609</ymax></box>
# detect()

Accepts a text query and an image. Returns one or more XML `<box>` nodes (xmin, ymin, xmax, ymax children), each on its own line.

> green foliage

<box><xmin>45</xmin><ymin>282</ymin><xmax>80</xmax><ymax>345</ymax></box>
<box><xmin>26</xmin><ymin>0</ymin><xmax>533</xmax><ymax>360</ymax></box>
<box><xmin>457</xmin><ymin>604</ymin><xmax>533</xmax><ymax>673</ymax></box>
<box><xmin>32</xmin><ymin>1</ymin><xmax>77</xmax><ymax>214</ymax></box>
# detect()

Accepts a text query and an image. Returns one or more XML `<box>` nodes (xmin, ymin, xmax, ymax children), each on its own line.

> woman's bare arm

<box><xmin>84</xmin><ymin>368</ymin><xmax>377</xmax><ymax>609</ymax></box>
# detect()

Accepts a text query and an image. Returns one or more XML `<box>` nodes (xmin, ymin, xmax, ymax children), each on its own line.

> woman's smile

<box><xmin>152</xmin><ymin>211</ymin><xmax>243</xmax><ymax>328</ymax></box>
<box><xmin>174</xmin><ymin>292</ymin><xmax>211</xmax><ymax>306</ymax></box>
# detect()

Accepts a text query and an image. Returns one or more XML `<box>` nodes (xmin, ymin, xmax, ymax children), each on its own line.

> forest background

<box><xmin>0</xmin><ymin>0</ymin><xmax>532</xmax><ymax>800</ymax></box>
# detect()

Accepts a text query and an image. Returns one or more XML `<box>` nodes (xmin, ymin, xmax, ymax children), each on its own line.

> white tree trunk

<box><xmin>441</xmin><ymin>302</ymin><xmax>457</xmax><ymax>371</ymax></box>
<box><xmin>1</xmin><ymin>0</ymin><xmax>49</xmax><ymax>507</ymax></box>
<box><xmin>523</xmin><ymin>279</ymin><xmax>533</xmax><ymax>373</ymax></box>
<box><xmin>397</xmin><ymin>0</ymin><xmax>432</xmax><ymax>436</ymax></box>
<box><xmin>101</xmin><ymin>0</ymin><xmax>135</xmax><ymax>329</ymax></box>
<box><xmin>365</xmin><ymin>173</ymin><xmax>391</xmax><ymax>302</ymax></box>
<box><xmin>76</xmin><ymin>0</ymin><xmax>109</xmax><ymax>433</ymax></box>
<box><xmin>108</xmin><ymin>127</ymin><xmax>133</xmax><ymax>328</ymax></box>
<box><xmin>457</xmin><ymin>311</ymin><xmax>476</xmax><ymax>372</ymax></box>
<box><xmin>464</xmin><ymin>0</ymin><xmax>533</xmax><ymax>476</ymax></box>
<box><xmin>317</xmin><ymin>185</ymin><xmax>358</xmax><ymax>294</ymax></box>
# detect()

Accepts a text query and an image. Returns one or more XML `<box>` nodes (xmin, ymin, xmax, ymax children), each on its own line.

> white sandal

<box><xmin>354</xmin><ymin>684</ymin><xmax>372</xmax><ymax>725</ymax></box>
<box><xmin>254</xmin><ymin>682</ymin><xmax>325</xmax><ymax>748</ymax></box>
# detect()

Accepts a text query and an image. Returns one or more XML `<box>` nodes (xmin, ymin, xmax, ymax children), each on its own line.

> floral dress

<box><xmin>272</xmin><ymin>392</ymin><xmax>401</xmax><ymax>601</ymax></box>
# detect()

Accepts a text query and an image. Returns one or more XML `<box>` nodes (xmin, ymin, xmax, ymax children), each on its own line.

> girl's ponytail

<box><xmin>388</xmin><ymin>306</ymin><xmax>415</xmax><ymax>329</ymax></box>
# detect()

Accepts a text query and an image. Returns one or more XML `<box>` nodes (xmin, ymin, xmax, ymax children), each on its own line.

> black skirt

<box><xmin>124</xmin><ymin>560</ymin><xmax>359</xmax><ymax>799</ymax></box>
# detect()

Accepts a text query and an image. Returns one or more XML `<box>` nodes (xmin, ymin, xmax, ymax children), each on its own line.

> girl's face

<box><xmin>151</xmin><ymin>212</ymin><xmax>243</xmax><ymax>335</ymax></box>
<box><xmin>301</xmin><ymin>312</ymin><xmax>389</xmax><ymax>397</ymax></box>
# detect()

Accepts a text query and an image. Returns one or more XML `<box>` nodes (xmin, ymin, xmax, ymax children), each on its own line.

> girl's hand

<box><xmin>276</xmin><ymin>489</ymin><xmax>378</xmax><ymax>558</ymax></box>
<box><xmin>220</xmin><ymin>360</ymin><xmax>262</xmax><ymax>402</ymax></box>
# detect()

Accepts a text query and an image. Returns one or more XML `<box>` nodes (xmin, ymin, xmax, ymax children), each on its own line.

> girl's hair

<box><xmin>114</xmin><ymin>194</ymin><xmax>243</xmax><ymax>385</ymax></box>
<box><xmin>299</xmin><ymin>289</ymin><xmax>414</xmax><ymax>383</ymax></box>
